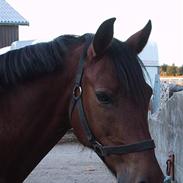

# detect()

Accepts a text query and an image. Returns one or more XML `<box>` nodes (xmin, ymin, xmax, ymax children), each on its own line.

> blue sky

<box><xmin>7</xmin><ymin>0</ymin><xmax>183</xmax><ymax>66</ymax></box>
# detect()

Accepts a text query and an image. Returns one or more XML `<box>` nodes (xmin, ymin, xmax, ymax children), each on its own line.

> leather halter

<box><xmin>69</xmin><ymin>47</ymin><xmax>155</xmax><ymax>157</ymax></box>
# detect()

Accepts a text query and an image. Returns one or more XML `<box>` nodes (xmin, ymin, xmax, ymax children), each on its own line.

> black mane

<box><xmin>0</xmin><ymin>34</ymin><xmax>148</xmax><ymax>104</ymax></box>
<box><xmin>106</xmin><ymin>38</ymin><xmax>150</xmax><ymax>104</ymax></box>
<box><xmin>0</xmin><ymin>35</ymin><xmax>86</xmax><ymax>89</ymax></box>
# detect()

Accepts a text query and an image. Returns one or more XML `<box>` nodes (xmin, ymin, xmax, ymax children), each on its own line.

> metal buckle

<box><xmin>93</xmin><ymin>141</ymin><xmax>106</xmax><ymax>157</ymax></box>
<box><xmin>73</xmin><ymin>85</ymin><xmax>82</xmax><ymax>100</ymax></box>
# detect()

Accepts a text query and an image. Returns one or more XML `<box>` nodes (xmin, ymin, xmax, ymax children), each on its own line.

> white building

<box><xmin>139</xmin><ymin>41</ymin><xmax>159</xmax><ymax>88</ymax></box>
<box><xmin>139</xmin><ymin>41</ymin><xmax>160</xmax><ymax>113</ymax></box>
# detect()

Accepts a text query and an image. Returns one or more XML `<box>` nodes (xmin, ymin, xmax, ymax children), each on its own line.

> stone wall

<box><xmin>149</xmin><ymin>91</ymin><xmax>183</xmax><ymax>183</ymax></box>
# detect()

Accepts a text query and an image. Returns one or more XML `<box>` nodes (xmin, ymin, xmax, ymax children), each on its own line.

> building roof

<box><xmin>0</xmin><ymin>0</ymin><xmax>29</xmax><ymax>25</ymax></box>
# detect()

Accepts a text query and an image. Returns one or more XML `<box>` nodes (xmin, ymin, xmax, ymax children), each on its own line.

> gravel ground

<box><xmin>24</xmin><ymin>142</ymin><xmax>116</xmax><ymax>183</ymax></box>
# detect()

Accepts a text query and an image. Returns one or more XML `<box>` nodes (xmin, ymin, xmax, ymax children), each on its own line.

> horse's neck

<box><xmin>0</xmin><ymin>50</ymin><xmax>79</xmax><ymax>181</ymax></box>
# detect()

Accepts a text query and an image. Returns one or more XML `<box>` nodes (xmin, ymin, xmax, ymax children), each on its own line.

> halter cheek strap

<box><xmin>69</xmin><ymin>48</ymin><xmax>155</xmax><ymax>158</ymax></box>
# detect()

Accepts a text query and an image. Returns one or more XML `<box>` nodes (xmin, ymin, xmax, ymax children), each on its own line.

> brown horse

<box><xmin>0</xmin><ymin>18</ymin><xmax>163</xmax><ymax>182</ymax></box>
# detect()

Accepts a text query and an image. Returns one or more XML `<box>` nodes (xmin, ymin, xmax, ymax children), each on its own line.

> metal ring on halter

<box><xmin>163</xmin><ymin>176</ymin><xmax>172</xmax><ymax>183</ymax></box>
<box><xmin>73</xmin><ymin>85</ymin><xmax>82</xmax><ymax>100</ymax></box>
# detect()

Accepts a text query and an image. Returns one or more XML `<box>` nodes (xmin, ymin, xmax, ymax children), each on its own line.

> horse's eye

<box><xmin>95</xmin><ymin>92</ymin><xmax>113</xmax><ymax>104</ymax></box>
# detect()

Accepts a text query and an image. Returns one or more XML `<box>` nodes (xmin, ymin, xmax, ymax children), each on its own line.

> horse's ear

<box><xmin>88</xmin><ymin>18</ymin><xmax>116</xmax><ymax>58</ymax></box>
<box><xmin>126</xmin><ymin>20</ymin><xmax>152</xmax><ymax>54</ymax></box>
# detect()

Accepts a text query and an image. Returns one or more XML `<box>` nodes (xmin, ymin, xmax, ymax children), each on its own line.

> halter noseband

<box><xmin>69</xmin><ymin>48</ymin><xmax>155</xmax><ymax>158</ymax></box>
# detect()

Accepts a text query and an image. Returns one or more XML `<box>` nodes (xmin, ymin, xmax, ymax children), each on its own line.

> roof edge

<box><xmin>0</xmin><ymin>21</ymin><xmax>29</xmax><ymax>26</ymax></box>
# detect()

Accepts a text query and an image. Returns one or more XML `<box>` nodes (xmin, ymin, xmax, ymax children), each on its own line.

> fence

<box><xmin>149</xmin><ymin>91</ymin><xmax>183</xmax><ymax>183</ymax></box>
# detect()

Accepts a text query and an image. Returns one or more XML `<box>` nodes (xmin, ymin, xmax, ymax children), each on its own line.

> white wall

<box><xmin>149</xmin><ymin>91</ymin><xmax>183</xmax><ymax>183</ymax></box>
<box><xmin>145</xmin><ymin>67</ymin><xmax>159</xmax><ymax>88</ymax></box>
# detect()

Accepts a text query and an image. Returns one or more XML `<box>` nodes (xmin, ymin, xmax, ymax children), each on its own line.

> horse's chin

<box><xmin>117</xmin><ymin>174</ymin><xmax>144</xmax><ymax>183</ymax></box>
<box><xmin>117</xmin><ymin>174</ymin><xmax>129</xmax><ymax>183</ymax></box>
<box><xmin>117</xmin><ymin>172</ymin><xmax>164</xmax><ymax>183</ymax></box>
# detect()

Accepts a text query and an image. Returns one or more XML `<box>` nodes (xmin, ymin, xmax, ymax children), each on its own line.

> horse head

<box><xmin>70</xmin><ymin>18</ymin><xmax>163</xmax><ymax>183</ymax></box>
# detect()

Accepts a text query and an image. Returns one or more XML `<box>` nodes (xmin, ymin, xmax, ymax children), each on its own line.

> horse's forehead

<box><xmin>85</xmin><ymin>57</ymin><xmax>119</xmax><ymax>90</ymax></box>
